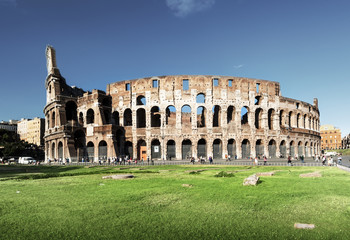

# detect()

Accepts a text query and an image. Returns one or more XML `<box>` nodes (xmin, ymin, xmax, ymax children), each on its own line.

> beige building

<box><xmin>17</xmin><ymin>118</ymin><xmax>45</xmax><ymax>146</ymax></box>
<box><xmin>44</xmin><ymin>46</ymin><xmax>321</xmax><ymax>162</ymax></box>
<box><xmin>320</xmin><ymin>125</ymin><xmax>341</xmax><ymax>150</ymax></box>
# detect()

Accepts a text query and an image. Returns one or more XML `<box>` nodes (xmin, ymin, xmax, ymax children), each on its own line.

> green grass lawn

<box><xmin>0</xmin><ymin>164</ymin><xmax>350</xmax><ymax>240</ymax></box>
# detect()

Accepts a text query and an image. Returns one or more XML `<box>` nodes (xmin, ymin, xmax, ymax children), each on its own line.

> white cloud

<box><xmin>166</xmin><ymin>0</ymin><xmax>215</xmax><ymax>17</ymax></box>
<box><xmin>234</xmin><ymin>64</ymin><xmax>244</xmax><ymax>69</ymax></box>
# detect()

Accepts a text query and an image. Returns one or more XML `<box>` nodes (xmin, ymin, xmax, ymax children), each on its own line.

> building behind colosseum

<box><xmin>44</xmin><ymin>46</ymin><xmax>321</xmax><ymax>162</ymax></box>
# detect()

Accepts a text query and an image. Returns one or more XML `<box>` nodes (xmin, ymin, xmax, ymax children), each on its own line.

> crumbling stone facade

<box><xmin>44</xmin><ymin>46</ymin><xmax>321</xmax><ymax>162</ymax></box>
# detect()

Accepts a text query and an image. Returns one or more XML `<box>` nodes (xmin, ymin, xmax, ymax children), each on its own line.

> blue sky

<box><xmin>0</xmin><ymin>0</ymin><xmax>350</xmax><ymax>135</ymax></box>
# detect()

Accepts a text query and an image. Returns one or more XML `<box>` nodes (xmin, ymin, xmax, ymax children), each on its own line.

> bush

<box><xmin>214</xmin><ymin>171</ymin><xmax>235</xmax><ymax>178</ymax></box>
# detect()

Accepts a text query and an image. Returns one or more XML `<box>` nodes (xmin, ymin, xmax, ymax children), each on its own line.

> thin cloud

<box><xmin>0</xmin><ymin>0</ymin><xmax>17</xmax><ymax>7</ymax></box>
<box><xmin>234</xmin><ymin>64</ymin><xmax>244</xmax><ymax>69</ymax></box>
<box><xmin>166</xmin><ymin>0</ymin><xmax>215</xmax><ymax>17</ymax></box>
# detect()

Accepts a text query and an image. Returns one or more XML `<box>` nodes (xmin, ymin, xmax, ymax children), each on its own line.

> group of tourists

<box><xmin>316</xmin><ymin>154</ymin><xmax>342</xmax><ymax>166</ymax></box>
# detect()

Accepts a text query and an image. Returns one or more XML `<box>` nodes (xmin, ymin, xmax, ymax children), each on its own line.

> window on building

<box><xmin>152</xmin><ymin>79</ymin><xmax>158</xmax><ymax>88</ymax></box>
<box><xmin>183</xmin><ymin>79</ymin><xmax>189</xmax><ymax>91</ymax></box>
<box><xmin>256</xmin><ymin>83</ymin><xmax>260</xmax><ymax>93</ymax></box>
<box><xmin>330</xmin><ymin>140</ymin><xmax>332</xmax><ymax>143</ymax></box>
<box><xmin>125</xmin><ymin>83</ymin><xmax>130</xmax><ymax>91</ymax></box>
<box><xmin>296</xmin><ymin>103</ymin><xmax>299</xmax><ymax>109</ymax></box>
<box><xmin>326</xmin><ymin>140</ymin><xmax>328</xmax><ymax>143</ymax></box>
<box><xmin>213</xmin><ymin>78</ymin><xmax>219</xmax><ymax>87</ymax></box>
<box><xmin>228</xmin><ymin>79</ymin><xmax>233</xmax><ymax>87</ymax></box>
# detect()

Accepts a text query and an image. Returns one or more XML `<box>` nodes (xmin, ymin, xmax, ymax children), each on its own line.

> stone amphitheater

<box><xmin>44</xmin><ymin>46</ymin><xmax>321</xmax><ymax>162</ymax></box>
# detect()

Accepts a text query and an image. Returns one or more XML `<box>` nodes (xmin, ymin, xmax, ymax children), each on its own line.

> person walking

<box><xmin>263</xmin><ymin>156</ymin><xmax>267</xmax><ymax>165</ymax></box>
<box><xmin>288</xmin><ymin>155</ymin><xmax>292</xmax><ymax>166</ymax></box>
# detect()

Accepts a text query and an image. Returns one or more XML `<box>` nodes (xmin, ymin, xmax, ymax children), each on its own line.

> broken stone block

<box><xmin>243</xmin><ymin>174</ymin><xmax>259</xmax><ymax>186</ymax></box>
<box><xmin>294</xmin><ymin>223</ymin><xmax>315</xmax><ymax>229</ymax></box>
<box><xmin>256</xmin><ymin>171</ymin><xmax>275</xmax><ymax>176</ymax></box>
<box><xmin>182</xmin><ymin>184</ymin><xmax>193</xmax><ymax>188</ymax></box>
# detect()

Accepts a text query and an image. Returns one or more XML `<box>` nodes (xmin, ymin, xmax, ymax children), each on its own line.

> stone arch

<box><xmin>255</xmin><ymin>96</ymin><xmax>261</xmax><ymax>105</ymax></box>
<box><xmin>166</xmin><ymin>105</ymin><xmax>176</xmax><ymax>126</ymax></box>
<box><xmin>227</xmin><ymin>106</ymin><xmax>235</xmax><ymax>124</ymax></box>
<box><xmin>256</xmin><ymin>139</ymin><xmax>264</xmax><ymax>158</ymax></box>
<box><xmin>87</xmin><ymin>141</ymin><xmax>94</xmax><ymax>161</ymax></box>
<box><xmin>58</xmin><ymin>141</ymin><xmax>63</xmax><ymax>160</ymax></box>
<box><xmin>212</xmin><ymin>105</ymin><xmax>221</xmax><ymax>127</ymax></box>
<box><xmin>137</xmin><ymin>108</ymin><xmax>146</xmax><ymax>128</ymax></box>
<box><xmin>98</xmin><ymin>140</ymin><xmax>107</xmax><ymax>160</ymax></box>
<box><xmin>197</xmin><ymin>106</ymin><xmax>206</xmax><ymax>128</ymax></box>
<box><xmin>151</xmin><ymin>139</ymin><xmax>161</xmax><ymax>159</ymax></box>
<box><xmin>242</xmin><ymin>139</ymin><xmax>250</xmax><ymax>159</ymax></box>
<box><xmin>124</xmin><ymin>141</ymin><xmax>133</xmax><ymax>158</ymax></box>
<box><xmin>51</xmin><ymin>142</ymin><xmax>56</xmax><ymax>159</ymax></box>
<box><xmin>279</xmin><ymin>110</ymin><xmax>285</xmax><ymax>127</ymax></box>
<box><xmin>288</xmin><ymin>111</ymin><xmax>294</xmax><ymax>128</ymax></box>
<box><xmin>182</xmin><ymin>139</ymin><xmax>192</xmax><ymax>160</ymax></box>
<box><xmin>65</xmin><ymin>101</ymin><xmax>78</xmax><ymax>123</ymax></box>
<box><xmin>241</xmin><ymin>106</ymin><xmax>249</xmax><ymax>126</ymax></box>
<box><xmin>137</xmin><ymin>139</ymin><xmax>147</xmax><ymax>160</ymax></box>
<box><xmin>124</xmin><ymin>108</ymin><xmax>132</xmax><ymax>126</ymax></box>
<box><xmin>112</xmin><ymin>111</ymin><xmax>120</xmax><ymax>126</ymax></box>
<box><xmin>290</xmin><ymin>140</ymin><xmax>295</xmax><ymax>157</ymax></box>
<box><xmin>268</xmin><ymin>139</ymin><xmax>277</xmax><ymax>158</ymax></box>
<box><xmin>255</xmin><ymin>108</ymin><xmax>263</xmax><ymax>129</ymax></box>
<box><xmin>167</xmin><ymin>140</ymin><xmax>176</xmax><ymax>160</ymax></box>
<box><xmin>297</xmin><ymin>113</ymin><xmax>301</xmax><ymax>128</ymax></box>
<box><xmin>151</xmin><ymin>106</ymin><xmax>161</xmax><ymax>127</ymax></box>
<box><xmin>305</xmin><ymin>141</ymin><xmax>309</xmax><ymax>157</ymax></box>
<box><xmin>298</xmin><ymin>141</ymin><xmax>303</xmax><ymax>156</ymax></box>
<box><xmin>196</xmin><ymin>93</ymin><xmax>205</xmax><ymax>103</ymax></box>
<box><xmin>268</xmin><ymin>109</ymin><xmax>275</xmax><ymax>130</ymax></box>
<box><xmin>227</xmin><ymin>139</ymin><xmax>236</xmax><ymax>158</ymax></box>
<box><xmin>280</xmin><ymin>140</ymin><xmax>286</xmax><ymax>158</ymax></box>
<box><xmin>79</xmin><ymin>112</ymin><xmax>84</xmax><ymax>126</ymax></box>
<box><xmin>136</xmin><ymin>95</ymin><xmax>146</xmax><ymax>105</ymax></box>
<box><xmin>213</xmin><ymin>139</ymin><xmax>222</xmax><ymax>159</ymax></box>
<box><xmin>181</xmin><ymin>105</ymin><xmax>192</xmax><ymax>127</ymax></box>
<box><xmin>51</xmin><ymin>111</ymin><xmax>56</xmax><ymax>128</ymax></box>
<box><xmin>304</xmin><ymin>114</ymin><xmax>307</xmax><ymax>128</ymax></box>
<box><xmin>197</xmin><ymin>138</ymin><xmax>207</xmax><ymax>158</ymax></box>
<box><xmin>74</xmin><ymin>130</ymin><xmax>86</xmax><ymax>161</ymax></box>
<box><xmin>86</xmin><ymin>109</ymin><xmax>95</xmax><ymax>124</ymax></box>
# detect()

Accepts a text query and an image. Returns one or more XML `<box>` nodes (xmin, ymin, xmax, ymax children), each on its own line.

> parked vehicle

<box><xmin>18</xmin><ymin>157</ymin><xmax>36</xmax><ymax>164</ymax></box>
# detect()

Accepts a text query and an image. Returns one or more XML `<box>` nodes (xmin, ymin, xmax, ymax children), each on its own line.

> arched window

<box><xmin>151</xmin><ymin>106</ymin><xmax>161</xmax><ymax>127</ymax></box>
<box><xmin>241</xmin><ymin>107</ymin><xmax>249</xmax><ymax>125</ymax></box>
<box><xmin>137</xmin><ymin>95</ymin><xmax>146</xmax><ymax>105</ymax></box>
<box><xmin>112</xmin><ymin>111</ymin><xmax>119</xmax><ymax>126</ymax></box>
<box><xmin>212</xmin><ymin>105</ymin><xmax>221</xmax><ymax>127</ymax></box>
<box><xmin>255</xmin><ymin>108</ymin><xmax>263</xmax><ymax>129</ymax></box>
<box><xmin>51</xmin><ymin>112</ymin><xmax>55</xmax><ymax>128</ymax></box>
<box><xmin>197</xmin><ymin>106</ymin><xmax>206</xmax><ymax>128</ymax></box>
<box><xmin>86</xmin><ymin>109</ymin><xmax>94</xmax><ymax>124</ymax></box>
<box><xmin>196</xmin><ymin>93</ymin><xmax>205</xmax><ymax>103</ymax></box>
<box><xmin>181</xmin><ymin>105</ymin><xmax>191</xmax><ymax>127</ymax></box>
<box><xmin>227</xmin><ymin>106</ymin><xmax>235</xmax><ymax>124</ymax></box>
<box><xmin>137</xmin><ymin>108</ymin><xmax>146</xmax><ymax>128</ymax></box>
<box><xmin>124</xmin><ymin>109</ymin><xmax>132</xmax><ymax>126</ymax></box>
<box><xmin>166</xmin><ymin>106</ymin><xmax>176</xmax><ymax>126</ymax></box>
<box><xmin>268</xmin><ymin>109</ymin><xmax>275</xmax><ymax>130</ymax></box>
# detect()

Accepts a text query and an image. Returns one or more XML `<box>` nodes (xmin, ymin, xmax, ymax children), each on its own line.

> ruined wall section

<box><xmin>107</xmin><ymin>75</ymin><xmax>320</xmax><ymax>160</ymax></box>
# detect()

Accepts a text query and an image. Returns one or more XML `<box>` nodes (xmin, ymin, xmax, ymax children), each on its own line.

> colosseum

<box><xmin>44</xmin><ymin>46</ymin><xmax>321</xmax><ymax>162</ymax></box>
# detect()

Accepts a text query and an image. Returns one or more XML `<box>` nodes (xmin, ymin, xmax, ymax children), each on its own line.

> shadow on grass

<box><xmin>0</xmin><ymin>165</ymin><xmax>158</xmax><ymax>181</ymax></box>
<box><xmin>0</xmin><ymin>165</ymin><xmax>82</xmax><ymax>179</ymax></box>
